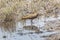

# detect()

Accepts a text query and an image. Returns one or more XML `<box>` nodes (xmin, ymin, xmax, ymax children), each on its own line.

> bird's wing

<box><xmin>21</xmin><ymin>13</ymin><xmax>38</xmax><ymax>19</ymax></box>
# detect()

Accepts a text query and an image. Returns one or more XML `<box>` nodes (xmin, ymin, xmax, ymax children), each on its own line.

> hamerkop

<box><xmin>21</xmin><ymin>12</ymin><xmax>38</xmax><ymax>25</ymax></box>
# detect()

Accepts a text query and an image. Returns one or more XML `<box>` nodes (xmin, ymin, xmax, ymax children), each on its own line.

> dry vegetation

<box><xmin>0</xmin><ymin>0</ymin><xmax>60</xmax><ymax>32</ymax></box>
<box><xmin>42</xmin><ymin>20</ymin><xmax>60</xmax><ymax>32</ymax></box>
<box><xmin>46</xmin><ymin>33</ymin><xmax>60</xmax><ymax>40</ymax></box>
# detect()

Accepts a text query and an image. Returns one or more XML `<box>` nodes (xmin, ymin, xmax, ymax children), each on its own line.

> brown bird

<box><xmin>21</xmin><ymin>12</ymin><xmax>39</xmax><ymax>25</ymax></box>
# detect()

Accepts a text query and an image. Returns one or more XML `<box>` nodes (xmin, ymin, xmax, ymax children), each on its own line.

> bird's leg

<box><xmin>23</xmin><ymin>20</ymin><xmax>26</xmax><ymax>26</ymax></box>
<box><xmin>22</xmin><ymin>20</ymin><xmax>25</xmax><ymax>26</ymax></box>
<box><xmin>31</xmin><ymin>20</ymin><xmax>32</xmax><ymax>26</ymax></box>
<box><xmin>25</xmin><ymin>20</ymin><xmax>26</xmax><ymax>26</ymax></box>
<box><xmin>31</xmin><ymin>19</ymin><xmax>33</xmax><ymax>26</ymax></box>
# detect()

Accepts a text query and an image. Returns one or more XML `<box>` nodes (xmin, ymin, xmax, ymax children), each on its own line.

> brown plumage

<box><xmin>21</xmin><ymin>13</ymin><xmax>38</xmax><ymax>20</ymax></box>
<box><xmin>21</xmin><ymin>12</ymin><xmax>38</xmax><ymax>26</ymax></box>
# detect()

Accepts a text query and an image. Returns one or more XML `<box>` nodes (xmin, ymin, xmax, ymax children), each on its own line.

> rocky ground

<box><xmin>0</xmin><ymin>0</ymin><xmax>60</xmax><ymax>40</ymax></box>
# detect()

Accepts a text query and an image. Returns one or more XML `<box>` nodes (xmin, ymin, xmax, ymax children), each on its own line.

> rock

<box><xmin>3</xmin><ymin>36</ymin><xmax>6</xmax><ymax>38</ymax></box>
<box><xmin>23</xmin><ymin>25</ymin><xmax>40</xmax><ymax>32</ymax></box>
<box><xmin>43</xmin><ymin>20</ymin><xmax>60</xmax><ymax>32</ymax></box>
<box><xmin>46</xmin><ymin>33</ymin><xmax>60</xmax><ymax>40</ymax></box>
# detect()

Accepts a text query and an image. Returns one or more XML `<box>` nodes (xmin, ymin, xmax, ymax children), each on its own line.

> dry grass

<box><xmin>46</xmin><ymin>33</ymin><xmax>60</xmax><ymax>40</ymax></box>
<box><xmin>0</xmin><ymin>0</ymin><xmax>60</xmax><ymax>32</ymax></box>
